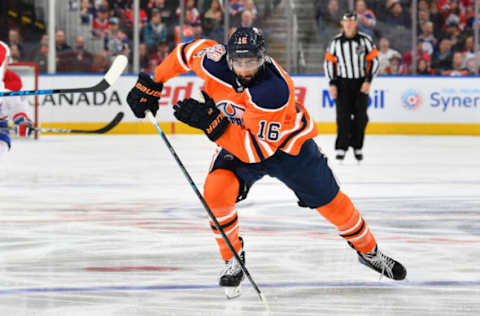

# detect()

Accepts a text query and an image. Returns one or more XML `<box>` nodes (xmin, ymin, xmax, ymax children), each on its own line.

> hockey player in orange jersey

<box><xmin>126</xmin><ymin>27</ymin><xmax>406</xmax><ymax>298</ymax></box>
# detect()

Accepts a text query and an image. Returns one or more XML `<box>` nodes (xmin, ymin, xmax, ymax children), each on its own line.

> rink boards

<box><xmin>35</xmin><ymin>74</ymin><xmax>480</xmax><ymax>135</ymax></box>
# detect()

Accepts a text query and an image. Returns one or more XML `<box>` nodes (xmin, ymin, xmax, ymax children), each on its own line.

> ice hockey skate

<box><xmin>355</xmin><ymin>245</ymin><xmax>407</xmax><ymax>280</ymax></box>
<box><xmin>219</xmin><ymin>249</ymin><xmax>245</xmax><ymax>299</ymax></box>
<box><xmin>354</xmin><ymin>149</ymin><xmax>363</xmax><ymax>162</ymax></box>
<box><xmin>335</xmin><ymin>149</ymin><xmax>346</xmax><ymax>162</ymax></box>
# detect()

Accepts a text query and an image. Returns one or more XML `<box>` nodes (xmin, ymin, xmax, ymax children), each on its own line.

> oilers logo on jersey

<box><xmin>216</xmin><ymin>101</ymin><xmax>245</xmax><ymax>127</ymax></box>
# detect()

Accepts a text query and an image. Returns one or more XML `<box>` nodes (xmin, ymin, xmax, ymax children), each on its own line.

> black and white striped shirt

<box><xmin>324</xmin><ymin>32</ymin><xmax>379</xmax><ymax>84</ymax></box>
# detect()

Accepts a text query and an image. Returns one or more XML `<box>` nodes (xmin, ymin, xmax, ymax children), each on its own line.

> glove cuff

<box><xmin>205</xmin><ymin>113</ymin><xmax>229</xmax><ymax>142</ymax></box>
<box><xmin>139</xmin><ymin>72</ymin><xmax>164</xmax><ymax>92</ymax></box>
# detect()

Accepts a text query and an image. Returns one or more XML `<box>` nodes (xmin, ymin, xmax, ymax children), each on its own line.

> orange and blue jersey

<box><xmin>154</xmin><ymin>39</ymin><xmax>318</xmax><ymax>163</ymax></box>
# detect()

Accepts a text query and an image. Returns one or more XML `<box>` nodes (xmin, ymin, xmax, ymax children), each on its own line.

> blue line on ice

<box><xmin>0</xmin><ymin>280</ymin><xmax>479</xmax><ymax>295</ymax></box>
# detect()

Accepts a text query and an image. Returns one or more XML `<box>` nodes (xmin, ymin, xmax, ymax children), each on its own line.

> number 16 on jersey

<box><xmin>257</xmin><ymin>120</ymin><xmax>281</xmax><ymax>141</ymax></box>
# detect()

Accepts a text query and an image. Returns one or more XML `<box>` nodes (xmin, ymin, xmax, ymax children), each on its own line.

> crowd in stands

<box><xmin>316</xmin><ymin>0</ymin><xmax>480</xmax><ymax>75</ymax></box>
<box><xmin>1</xmin><ymin>0</ymin><xmax>263</xmax><ymax>74</ymax></box>
<box><xmin>2</xmin><ymin>0</ymin><xmax>479</xmax><ymax>76</ymax></box>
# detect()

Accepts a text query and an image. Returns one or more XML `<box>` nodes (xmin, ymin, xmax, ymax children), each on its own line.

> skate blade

<box><xmin>224</xmin><ymin>284</ymin><xmax>242</xmax><ymax>299</ymax></box>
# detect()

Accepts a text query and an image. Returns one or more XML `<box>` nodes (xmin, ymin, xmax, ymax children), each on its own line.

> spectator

<box><xmin>245</xmin><ymin>0</ymin><xmax>258</xmax><ymax>20</ymax></box>
<box><xmin>96</xmin><ymin>0</ymin><xmax>111</xmax><ymax>12</ymax></box>
<box><xmin>238</xmin><ymin>9</ymin><xmax>255</xmax><ymax>28</ymax></box>
<box><xmin>417</xmin><ymin>8</ymin><xmax>430</xmax><ymax>33</ymax></box>
<box><xmin>384</xmin><ymin>52</ymin><xmax>404</xmax><ymax>74</ymax></box>
<box><xmin>143</xmin><ymin>9</ymin><xmax>168</xmax><ymax>51</ymax></box>
<box><xmin>429</xmin><ymin>1</ymin><xmax>445</xmax><ymax>38</ymax></box>
<box><xmin>80</xmin><ymin>0</ymin><xmax>94</xmax><ymax>24</ymax></box>
<box><xmin>442</xmin><ymin>51</ymin><xmax>471</xmax><ymax>76</ymax></box>
<box><xmin>204</xmin><ymin>0</ymin><xmax>223</xmax><ymax>23</ymax></box>
<box><xmin>104</xmin><ymin>17</ymin><xmax>129</xmax><ymax>62</ymax></box>
<box><xmin>174</xmin><ymin>8</ymin><xmax>196</xmax><ymax>44</ymax></box>
<box><xmin>418</xmin><ymin>0</ymin><xmax>430</xmax><ymax>11</ymax></box>
<box><xmin>432</xmin><ymin>38</ymin><xmax>453</xmax><ymax>72</ymax></box>
<box><xmin>174</xmin><ymin>23</ymin><xmax>194</xmax><ymax>44</ymax></box>
<box><xmin>377</xmin><ymin>37</ymin><xmax>401</xmax><ymax>74</ymax></box>
<box><xmin>384</xmin><ymin>1</ymin><xmax>411</xmax><ymax>28</ymax></box>
<box><xmin>460</xmin><ymin>0</ymin><xmax>475</xmax><ymax>11</ymax></box>
<box><xmin>192</xmin><ymin>21</ymin><xmax>203</xmax><ymax>40</ymax></box>
<box><xmin>58</xmin><ymin>35</ymin><xmax>94</xmax><ymax>72</ymax></box>
<box><xmin>148</xmin><ymin>40</ymin><xmax>170</xmax><ymax>72</ymax></box>
<box><xmin>355</xmin><ymin>0</ymin><xmax>376</xmax><ymax>37</ymax></box>
<box><xmin>442</xmin><ymin>1</ymin><xmax>467</xmax><ymax>30</ymax></box>
<box><xmin>110</xmin><ymin>0</ymin><xmax>130</xmax><ymax>10</ymax></box>
<box><xmin>461</xmin><ymin>35</ymin><xmax>475</xmax><ymax>62</ymax></box>
<box><xmin>74</xmin><ymin>35</ymin><xmax>93</xmax><ymax>62</ymax></box>
<box><xmin>33</xmin><ymin>38</ymin><xmax>49</xmax><ymax>73</ymax></box>
<box><xmin>402</xmin><ymin>41</ymin><xmax>431</xmax><ymax>70</ymax></box>
<box><xmin>437</xmin><ymin>0</ymin><xmax>450</xmax><ymax>13</ymax></box>
<box><xmin>7</xmin><ymin>29</ymin><xmax>24</xmax><ymax>59</ymax></box>
<box><xmin>465</xmin><ymin>6</ymin><xmax>477</xmax><ymax>29</ymax></box>
<box><xmin>91</xmin><ymin>50</ymin><xmax>109</xmax><ymax>73</ymax></box>
<box><xmin>92</xmin><ymin>5</ymin><xmax>110</xmax><ymax>38</ymax></box>
<box><xmin>316</xmin><ymin>0</ymin><xmax>342</xmax><ymax>32</ymax></box>
<box><xmin>139</xmin><ymin>43</ymin><xmax>150</xmax><ymax>72</ymax></box>
<box><xmin>416</xmin><ymin>56</ymin><xmax>435</xmax><ymax>75</ymax></box>
<box><xmin>56</xmin><ymin>30</ymin><xmax>72</xmax><ymax>54</ymax></box>
<box><xmin>148</xmin><ymin>0</ymin><xmax>176</xmax><ymax>26</ymax></box>
<box><xmin>9</xmin><ymin>45</ymin><xmax>21</xmax><ymax>63</ymax></box>
<box><xmin>464</xmin><ymin>52</ymin><xmax>480</xmax><ymax>74</ymax></box>
<box><xmin>203</xmin><ymin>17</ymin><xmax>226</xmax><ymax>44</ymax></box>
<box><xmin>124</xmin><ymin>3</ymin><xmax>149</xmax><ymax>28</ymax></box>
<box><xmin>176</xmin><ymin>0</ymin><xmax>201</xmax><ymax>25</ymax></box>
<box><xmin>419</xmin><ymin>22</ymin><xmax>437</xmax><ymax>56</ymax></box>
<box><xmin>444</xmin><ymin>21</ymin><xmax>465</xmax><ymax>51</ymax></box>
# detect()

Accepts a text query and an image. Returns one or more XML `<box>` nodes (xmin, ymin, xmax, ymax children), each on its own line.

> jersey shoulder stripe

<box><xmin>180</xmin><ymin>41</ymin><xmax>190</xmax><ymax>66</ymax></box>
<box><xmin>279</xmin><ymin>114</ymin><xmax>307</xmax><ymax>149</ymax></box>
<box><xmin>249</xmin><ymin>133</ymin><xmax>265</xmax><ymax>161</ymax></box>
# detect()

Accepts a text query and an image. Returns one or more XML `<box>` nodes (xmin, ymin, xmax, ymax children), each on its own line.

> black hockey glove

<box><xmin>173</xmin><ymin>91</ymin><xmax>229</xmax><ymax>142</ymax></box>
<box><xmin>126</xmin><ymin>73</ymin><xmax>163</xmax><ymax>118</ymax></box>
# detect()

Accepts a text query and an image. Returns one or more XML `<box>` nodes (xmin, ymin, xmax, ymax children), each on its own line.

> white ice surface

<box><xmin>0</xmin><ymin>134</ymin><xmax>479</xmax><ymax>315</ymax></box>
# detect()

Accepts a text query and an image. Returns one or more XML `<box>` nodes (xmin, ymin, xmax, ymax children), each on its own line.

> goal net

<box><xmin>8</xmin><ymin>62</ymin><xmax>39</xmax><ymax>139</ymax></box>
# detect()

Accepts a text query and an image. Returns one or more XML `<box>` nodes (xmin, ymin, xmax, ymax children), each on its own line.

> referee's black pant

<box><xmin>335</xmin><ymin>78</ymin><xmax>369</xmax><ymax>151</ymax></box>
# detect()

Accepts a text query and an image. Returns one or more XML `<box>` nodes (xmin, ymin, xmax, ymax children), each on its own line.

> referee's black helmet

<box><xmin>342</xmin><ymin>11</ymin><xmax>358</xmax><ymax>21</ymax></box>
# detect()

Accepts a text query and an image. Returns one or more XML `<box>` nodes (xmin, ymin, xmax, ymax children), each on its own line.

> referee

<box><xmin>324</xmin><ymin>11</ymin><xmax>379</xmax><ymax>161</ymax></box>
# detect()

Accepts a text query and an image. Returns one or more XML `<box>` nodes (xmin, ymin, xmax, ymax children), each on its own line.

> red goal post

<box><xmin>8</xmin><ymin>62</ymin><xmax>40</xmax><ymax>139</ymax></box>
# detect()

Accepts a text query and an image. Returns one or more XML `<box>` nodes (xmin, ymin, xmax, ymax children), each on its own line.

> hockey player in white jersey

<box><xmin>0</xmin><ymin>41</ymin><xmax>33</xmax><ymax>159</ymax></box>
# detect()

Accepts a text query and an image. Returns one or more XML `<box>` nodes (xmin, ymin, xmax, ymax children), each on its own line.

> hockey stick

<box><xmin>0</xmin><ymin>55</ymin><xmax>128</xmax><ymax>97</ymax></box>
<box><xmin>1</xmin><ymin>112</ymin><xmax>124</xmax><ymax>134</ymax></box>
<box><xmin>145</xmin><ymin>111</ymin><xmax>269</xmax><ymax>306</ymax></box>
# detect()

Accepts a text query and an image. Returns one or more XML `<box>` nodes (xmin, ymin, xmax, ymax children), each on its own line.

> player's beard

<box><xmin>237</xmin><ymin>74</ymin><xmax>254</xmax><ymax>86</ymax></box>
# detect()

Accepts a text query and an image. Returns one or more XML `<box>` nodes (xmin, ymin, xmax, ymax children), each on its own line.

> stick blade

<box><xmin>65</xmin><ymin>112</ymin><xmax>124</xmax><ymax>134</ymax></box>
<box><xmin>104</xmin><ymin>55</ymin><xmax>128</xmax><ymax>86</ymax></box>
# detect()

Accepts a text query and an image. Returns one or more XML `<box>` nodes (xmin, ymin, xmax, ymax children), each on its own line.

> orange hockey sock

<box><xmin>204</xmin><ymin>169</ymin><xmax>242</xmax><ymax>261</ymax></box>
<box><xmin>316</xmin><ymin>191</ymin><xmax>376</xmax><ymax>253</ymax></box>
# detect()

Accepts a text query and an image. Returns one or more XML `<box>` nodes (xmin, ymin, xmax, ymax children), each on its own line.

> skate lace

<box><xmin>364</xmin><ymin>250</ymin><xmax>395</xmax><ymax>280</ymax></box>
<box><xmin>221</xmin><ymin>258</ymin><xmax>242</xmax><ymax>277</ymax></box>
